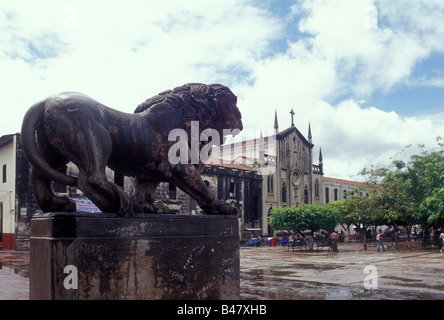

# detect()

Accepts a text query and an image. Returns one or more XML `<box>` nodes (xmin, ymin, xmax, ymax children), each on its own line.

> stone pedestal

<box><xmin>30</xmin><ymin>212</ymin><xmax>239</xmax><ymax>300</ymax></box>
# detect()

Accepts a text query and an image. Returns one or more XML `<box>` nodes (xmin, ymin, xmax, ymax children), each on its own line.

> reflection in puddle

<box><xmin>0</xmin><ymin>252</ymin><xmax>30</xmax><ymax>278</ymax></box>
<box><xmin>241</xmin><ymin>267</ymin><xmax>444</xmax><ymax>300</ymax></box>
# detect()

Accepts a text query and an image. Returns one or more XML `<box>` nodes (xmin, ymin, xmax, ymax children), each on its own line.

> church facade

<box><xmin>255</xmin><ymin>110</ymin><xmax>325</xmax><ymax>236</ymax></box>
<box><xmin>205</xmin><ymin>109</ymin><xmax>325</xmax><ymax>237</ymax></box>
<box><xmin>212</xmin><ymin>109</ymin><xmax>368</xmax><ymax>237</ymax></box>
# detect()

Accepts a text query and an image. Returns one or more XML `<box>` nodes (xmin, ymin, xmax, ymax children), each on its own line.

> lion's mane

<box><xmin>134</xmin><ymin>83</ymin><xmax>236</xmax><ymax>127</ymax></box>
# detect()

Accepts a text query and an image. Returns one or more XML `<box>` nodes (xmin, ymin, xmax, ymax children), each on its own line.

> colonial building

<box><xmin>208</xmin><ymin>109</ymin><xmax>371</xmax><ymax>237</ymax></box>
<box><xmin>0</xmin><ymin>133</ymin><xmax>39</xmax><ymax>250</ymax></box>
<box><xmin>211</xmin><ymin>110</ymin><xmax>324</xmax><ymax>236</ymax></box>
<box><xmin>261</xmin><ymin>111</ymin><xmax>324</xmax><ymax>211</ymax></box>
<box><xmin>323</xmin><ymin>177</ymin><xmax>371</xmax><ymax>203</ymax></box>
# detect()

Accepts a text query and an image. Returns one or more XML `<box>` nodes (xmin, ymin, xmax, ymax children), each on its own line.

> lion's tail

<box><xmin>21</xmin><ymin>100</ymin><xmax>78</xmax><ymax>186</ymax></box>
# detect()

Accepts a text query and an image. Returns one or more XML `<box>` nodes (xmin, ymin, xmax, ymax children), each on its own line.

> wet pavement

<box><xmin>0</xmin><ymin>251</ymin><xmax>29</xmax><ymax>300</ymax></box>
<box><xmin>240</xmin><ymin>243</ymin><xmax>444</xmax><ymax>300</ymax></box>
<box><xmin>1</xmin><ymin>243</ymin><xmax>444</xmax><ymax>300</ymax></box>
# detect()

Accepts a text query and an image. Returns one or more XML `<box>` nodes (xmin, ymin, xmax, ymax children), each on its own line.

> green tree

<box><xmin>414</xmin><ymin>140</ymin><xmax>444</xmax><ymax>227</ymax></box>
<box><xmin>331</xmin><ymin>188</ymin><xmax>387</xmax><ymax>243</ymax></box>
<box><xmin>423</xmin><ymin>187</ymin><xmax>444</xmax><ymax>227</ymax></box>
<box><xmin>328</xmin><ymin>199</ymin><xmax>355</xmax><ymax>241</ymax></box>
<box><xmin>268</xmin><ymin>204</ymin><xmax>338</xmax><ymax>249</ymax></box>
<box><xmin>360</xmin><ymin>138</ymin><xmax>444</xmax><ymax>247</ymax></box>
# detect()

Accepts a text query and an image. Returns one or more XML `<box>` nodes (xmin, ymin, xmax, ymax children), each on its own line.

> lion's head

<box><xmin>134</xmin><ymin>83</ymin><xmax>242</xmax><ymax>144</ymax></box>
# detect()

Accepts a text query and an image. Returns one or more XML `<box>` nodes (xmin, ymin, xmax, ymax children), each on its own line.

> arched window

<box><xmin>325</xmin><ymin>187</ymin><xmax>330</xmax><ymax>203</ymax></box>
<box><xmin>282</xmin><ymin>182</ymin><xmax>287</xmax><ymax>203</ymax></box>
<box><xmin>267</xmin><ymin>175</ymin><xmax>274</xmax><ymax>193</ymax></box>
<box><xmin>334</xmin><ymin>189</ymin><xmax>338</xmax><ymax>201</ymax></box>
<box><xmin>315</xmin><ymin>179</ymin><xmax>320</xmax><ymax>197</ymax></box>
<box><xmin>304</xmin><ymin>185</ymin><xmax>309</xmax><ymax>204</ymax></box>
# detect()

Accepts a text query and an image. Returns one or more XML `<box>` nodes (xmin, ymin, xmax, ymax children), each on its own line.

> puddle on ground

<box><xmin>240</xmin><ymin>268</ymin><xmax>444</xmax><ymax>300</ymax></box>
<box><xmin>0</xmin><ymin>252</ymin><xmax>30</xmax><ymax>278</ymax></box>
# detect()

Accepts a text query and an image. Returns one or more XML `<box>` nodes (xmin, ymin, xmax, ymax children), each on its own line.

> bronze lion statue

<box><xmin>21</xmin><ymin>83</ymin><xmax>243</xmax><ymax>217</ymax></box>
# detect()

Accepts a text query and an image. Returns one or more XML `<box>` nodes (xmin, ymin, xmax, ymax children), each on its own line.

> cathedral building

<box><xmin>211</xmin><ymin>109</ymin><xmax>368</xmax><ymax>238</ymax></box>
<box><xmin>261</xmin><ymin>109</ymin><xmax>325</xmax><ymax>208</ymax></box>
<box><xmin>214</xmin><ymin>109</ymin><xmax>325</xmax><ymax>237</ymax></box>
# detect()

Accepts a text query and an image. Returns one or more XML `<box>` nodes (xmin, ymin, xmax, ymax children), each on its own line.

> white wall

<box><xmin>0</xmin><ymin>135</ymin><xmax>16</xmax><ymax>235</ymax></box>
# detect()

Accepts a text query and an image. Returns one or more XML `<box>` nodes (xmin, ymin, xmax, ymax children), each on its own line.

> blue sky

<box><xmin>0</xmin><ymin>0</ymin><xmax>443</xmax><ymax>180</ymax></box>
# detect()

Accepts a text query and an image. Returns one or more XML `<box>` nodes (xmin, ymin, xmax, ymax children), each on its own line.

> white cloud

<box><xmin>308</xmin><ymin>99</ymin><xmax>442</xmax><ymax>180</ymax></box>
<box><xmin>0</xmin><ymin>0</ymin><xmax>443</xmax><ymax>181</ymax></box>
<box><xmin>287</xmin><ymin>0</ymin><xmax>444</xmax><ymax>97</ymax></box>
<box><xmin>0</xmin><ymin>0</ymin><xmax>282</xmax><ymax>133</ymax></box>
<box><xmin>235</xmin><ymin>0</ymin><xmax>444</xmax><ymax>179</ymax></box>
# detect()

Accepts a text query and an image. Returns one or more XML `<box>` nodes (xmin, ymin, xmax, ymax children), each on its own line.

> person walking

<box><xmin>377</xmin><ymin>229</ymin><xmax>386</xmax><ymax>252</ymax></box>
<box><xmin>439</xmin><ymin>233</ymin><xmax>444</xmax><ymax>254</ymax></box>
<box><xmin>329</xmin><ymin>230</ymin><xmax>339</xmax><ymax>252</ymax></box>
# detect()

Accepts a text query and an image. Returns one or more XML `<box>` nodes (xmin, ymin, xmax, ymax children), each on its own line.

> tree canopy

<box><xmin>268</xmin><ymin>203</ymin><xmax>338</xmax><ymax>236</ymax></box>
<box><xmin>359</xmin><ymin>138</ymin><xmax>444</xmax><ymax>230</ymax></box>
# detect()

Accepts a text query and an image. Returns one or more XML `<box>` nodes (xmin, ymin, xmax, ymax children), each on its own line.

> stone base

<box><xmin>30</xmin><ymin>212</ymin><xmax>239</xmax><ymax>300</ymax></box>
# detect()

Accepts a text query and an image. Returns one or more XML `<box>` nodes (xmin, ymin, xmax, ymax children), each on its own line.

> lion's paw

<box><xmin>202</xmin><ymin>200</ymin><xmax>239</xmax><ymax>216</ymax></box>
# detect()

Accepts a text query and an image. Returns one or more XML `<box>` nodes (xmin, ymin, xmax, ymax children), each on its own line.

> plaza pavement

<box><xmin>1</xmin><ymin>242</ymin><xmax>443</xmax><ymax>300</ymax></box>
<box><xmin>0</xmin><ymin>267</ymin><xmax>29</xmax><ymax>300</ymax></box>
<box><xmin>241</xmin><ymin>242</ymin><xmax>444</xmax><ymax>299</ymax></box>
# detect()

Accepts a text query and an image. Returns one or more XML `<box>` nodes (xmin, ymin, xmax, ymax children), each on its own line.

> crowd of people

<box><xmin>272</xmin><ymin>228</ymin><xmax>444</xmax><ymax>254</ymax></box>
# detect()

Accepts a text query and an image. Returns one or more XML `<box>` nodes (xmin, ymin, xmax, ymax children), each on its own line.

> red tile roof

<box><xmin>323</xmin><ymin>177</ymin><xmax>374</xmax><ymax>188</ymax></box>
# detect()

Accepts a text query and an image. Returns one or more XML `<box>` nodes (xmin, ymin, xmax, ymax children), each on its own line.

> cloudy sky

<box><xmin>1</xmin><ymin>0</ymin><xmax>443</xmax><ymax>180</ymax></box>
